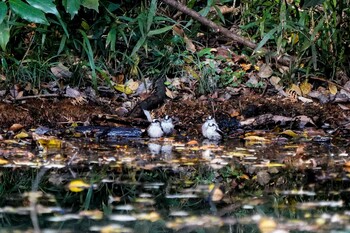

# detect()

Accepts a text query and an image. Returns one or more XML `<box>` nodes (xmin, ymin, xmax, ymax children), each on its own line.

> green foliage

<box><xmin>0</xmin><ymin>0</ymin><xmax>349</xmax><ymax>93</ymax></box>
<box><xmin>240</xmin><ymin>0</ymin><xmax>350</xmax><ymax>79</ymax></box>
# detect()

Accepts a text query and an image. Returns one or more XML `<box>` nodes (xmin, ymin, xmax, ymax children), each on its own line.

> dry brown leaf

<box><xmin>66</xmin><ymin>86</ymin><xmax>82</xmax><ymax>98</ymax></box>
<box><xmin>258</xmin><ymin>64</ymin><xmax>273</xmax><ymax>78</ymax></box>
<box><xmin>240</xmin><ymin>63</ymin><xmax>251</xmax><ymax>71</ymax></box>
<box><xmin>172</xmin><ymin>25</ymin><xmax>184</xmax><ymax>37</ymax></box>
<box><xmin>50</xmin><ymin>63</ymin><xmax>72</xmax><ymax>79</ymax></box>
<box><xmin>165</xmin><ymin>87</ymin><xmax>175</xmax><ymax>99</ymax></box>
<box><xmin>211</xmin><ymin>187</ymin><xmax>224</xmax><ymax>202</ymax></box>
<box><xmin>9</xmin><ymin>123</ymin><xmax>24</xmax><ymax>132</ymax></box>
<box><xmin>184</xmin><ymin>35</ymin><xmax>196</xmax><ymax>53</ymax></box>
<box><xmin>187</xmin><ymin>140</ymin><xmax>199</xmax><ymax>145</ymax></box>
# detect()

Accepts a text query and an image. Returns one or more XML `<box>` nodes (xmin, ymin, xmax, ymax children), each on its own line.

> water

<box><xmin>0</xmin><ymin>133</ymin><xmax>349</xmax><ymax>232</ymax></box>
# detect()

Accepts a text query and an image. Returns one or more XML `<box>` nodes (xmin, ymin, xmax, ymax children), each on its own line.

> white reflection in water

<box><xmin>148</xmin><ymin>143</ymin><xmax>162</xmax><ymax>155</ymax></box>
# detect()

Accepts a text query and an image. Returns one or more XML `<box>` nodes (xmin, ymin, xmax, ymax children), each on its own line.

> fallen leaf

<box><xmin>257</xmin><ymin>170</ymin><xmax>270</xmax><ymax>185</ymax></box>
<box><xmin>240</xmin><ymin>63</ymin><xmax>251</xmax><ymax>71</ymax></box>
<box><xmin>297</xmin><ymin>96</ymin><xmax>313</xmax><ymax>103</ymax></box>
<box><xmin>50</xmin><ymin>63</ymin><xmax>72</xmax><ymax>79</ymax></box>
<box><xmin>211</xmin><ymin>187</ymin><xmax>224</xmax><ymax>202</ymax></box>
<box><xmin>126</xmin><ymin>79</ymin><xmax>139</xmax><ymax>91</ymax></box>
<box><xmin>14</xmin><ymin>131</ymin><xmax>29</xmax><ymax>139</ymax></box>
<box><xmin>328</xmin><ymin>83</ymin><xmax>337</xmax><ymax>95</ymax></box>
<box><xmin>9</xmin><ymin>123</ymin><xmax>24</xmax><ymax>132</ymax></box>
<box><xmin>114</xmin><ymin>84</ymin><xmax>133</xmax><ymax>95</ymax></box>
<box><xmin>165</xmin><ymin>87</ymin><xmax>175</xmax><ymax>99</ymax></box>
<box><xmin>244</xmin><ymin>135</ymin><xmax>269</xmax><ymax>141</ymax></box>
<box><xmin>68</xmin><ymin>180</ymin><xmax>91</xmax><ymax>192</ymax></box>
<box><xmin>258</xmin><ymin>64</ymin><xmax>273</xmax><ymax>78</ymax></box>
<box><xmin>289</xmin><ymin>84</ymin><xmax>302</xmax><ymax>96</ymax></box>
<box><xmin>184</xmin><ymin>35</ymin><xmax>196</xmax><ymax>53</ymax></box>
<box><xmin>37</xmin><ymin>138</ymin><xmax>63</xmax><ymax>148</ymax></box>
<box><xmin>300</xmin><ymin>80</ymin><xmax>312</xmax><ymax>96</ymax></box>
<box><xmin>0</xmin><ymin>158</ymin><xmax>8</xmax><ymax>165</ymax></box>
<box><xmin>280</xmin><ymin>130</ymin><xmax>299</xmax><ymax>138</ymax></box>
<box><xmin>187</xmin><ymin>140</ymin><xmax>199</xmax><ymax>145</ymax></box>
<box><xmin>258</xmin><ymin>218</ymin><xmax>277</xmax><ymax>233</ymax></box>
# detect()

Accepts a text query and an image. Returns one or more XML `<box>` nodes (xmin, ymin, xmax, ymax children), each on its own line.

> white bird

<box><xmin>201</xmin><ymin>116</ymin><xmax>219</xmax><ymax>138</ymax></box>
<box><xmin>147</xmin><ymin>119</ymin><xmax>164</xmax><ymax>138</ymax></box>
<box><xmin>161</xmin><ymin>115</ymin><xmax>174</xmax><ymax>136</ymax></box>
<box><xmin>204</xmin><ymin>122</ymin><xmax>223</xmax><ymax>141</ymax></box>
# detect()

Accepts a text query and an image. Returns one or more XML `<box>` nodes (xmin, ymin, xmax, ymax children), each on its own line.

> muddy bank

<box><xmin>0</xmin><ymin>92</ymin><xmax>347</xmax><ymax>137</ymax></box>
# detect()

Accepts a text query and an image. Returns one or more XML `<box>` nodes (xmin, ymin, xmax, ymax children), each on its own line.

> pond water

<box><xmin>0</xmin><ymin>132</ymin><xmax>349</xmax><ymax>233</ymax></box>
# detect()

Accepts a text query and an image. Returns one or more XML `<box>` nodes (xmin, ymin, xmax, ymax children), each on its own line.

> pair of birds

<box><xmin>147</xmin><ymin>115</ymin><xmax>174</xmax><ymax>138</ymax></box>
<box><xmin>147</xmin><ymin>115</ymin><xmax>223</xmax><ymax>140</ymax></box>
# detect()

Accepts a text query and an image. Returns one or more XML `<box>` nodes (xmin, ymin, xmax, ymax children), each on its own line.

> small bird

<box><xmin>161</xmin><ymin>115</ymin><xmax>175</xmax><ymax>136</ymax></box>
<box><xmin>204</xmin><ymin>122</ymin><xmax>223</xmax><ymax>141</ymax></box>
<box><xmin>202</xmin><ymin>116</ymin><xmax>218</xmax><ymax>138</ymax></box>
<box><xmin>147</xmin><ymin>119</ymin><xmax>164</xmax><ymax>138</ymax></box>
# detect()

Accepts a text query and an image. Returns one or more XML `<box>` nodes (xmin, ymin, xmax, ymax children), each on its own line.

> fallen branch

<box><xmin>160</xmin><ymin>0</ymin><xmax>293</xmax><ymax>66</ymax></box>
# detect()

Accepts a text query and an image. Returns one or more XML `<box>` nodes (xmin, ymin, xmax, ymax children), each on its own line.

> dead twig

<box><xmin>160</xmin><ymin>0</ymin><xmax>294</xmax><ymax>66</ymax></box>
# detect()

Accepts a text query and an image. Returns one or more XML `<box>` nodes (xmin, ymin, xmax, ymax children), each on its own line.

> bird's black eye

<box><xmin>208</xmin><ymin>116</ymin><xmax>213</xmax><ymax>120</ymax></box>
<box><xmin>165</xmin><ymin>115</ymin><xmax>169</xmax><ymax>120</ymax></box>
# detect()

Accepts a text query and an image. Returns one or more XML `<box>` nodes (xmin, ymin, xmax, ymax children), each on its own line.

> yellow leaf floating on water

<box><xmin>136</xmin><ymin>211</ymin><xmax>160</xmax><ymax>222</ymax></box>
<box><xmin>300</xmin><ymin>80</ymin><xmax>312</xmax><ymax>96</ymax></box>
<box><xmin>329</xmin><ymin>83</ymin><xmax>337</xmax><ymax>95</ymax></box>
<box><xmin>114</xmin><ymin>84</ymin><xmax>133</xmax><ymax>95</ymax></box>
<box><xmin>258</xmin><ymin>217</ymin><xmax>277</xmax><ymax>233</ymax></box>
<box><xmin>37</xmin><ymin>138</ymin><xmax>62</xmax><ymax>148</ymax></box>
<box><xmin>79</xmin><ymin>210</ymin><xmax>103</xmax><ymax>220</ymax></box>
<box><xmin>0</xmin><ymin>158</ymin><xmax>8</xmax><ymax>165</ymax></box>
<box><xmin>68</xmin><ymin>179</ymin><xmax>91</xmax><ymax>192</ymax></box>
<box><xmin>280</xmin><ymin>129</ymin><xmax>299</xmax><ymax>138</ymax></box>
<box><xmin>14</xmin><ymin>131</ymin><xmax>29</xmax><ymax>139</ymax></box>
<box><xmin>244</xmin><ymin>136</ymin><xmax>270</xmax><ymax>141</ymax></box>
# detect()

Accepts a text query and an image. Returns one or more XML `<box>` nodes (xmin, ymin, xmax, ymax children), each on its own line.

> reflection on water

<box><xmin>0</xmin><ymin>135</ymin><xmax>349</xmax><ymax>232</ymax></box>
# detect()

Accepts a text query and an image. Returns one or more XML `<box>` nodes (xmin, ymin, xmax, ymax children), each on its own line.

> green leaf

<box><xmin>106</xmin><ymin>28</ymin><xmax>116</xmax><ymax>51</ymax></box>
<box><xmin>197</xmin><ymin>48</ymin><xmax>212</xmax><ymax>57</ymax></box>
<box><xmin>213</xmin><ymin>5</ymin><xmax>225</xmax><ymax>24</ymax></box>
<box><xmin>147</xmin><ymin>25</ymin><xmax>173</xmax><ymax>36</ymax></box>
<box><xmin>62</xmin><ymin>0</ymin><xmax>81</xmax><ymax>19</ymax></box>
<box><xmin>56</xmin><ymin>14</ymin><xmax>69</xmax><ymax>37</ymax></box>
<box><xmin>147</xmin><ymin>0</ymin><xmax>157</xmax><ymax>32</ymax></box>
<box><xmin>0</xmin><ymin>2</ymin><xmax>8</xmax><ymax>24</ymax></box>
<box><xmin>9</xmin><ymin>0</ymin><xmax>49</xmax><ymax>25</ymax></box>
<box><xmin>79</xmin><ymin>29</ymin><xmax>97</xmax><ymax>90</ymax></box>
<box><xmin>26</xmin><ymin>0</ymin><xmax>59</xmax><ymax>16</ymax></box>
<box><xmin>81</xmin><ymin>0</ymin><xmax>99</xmax><ymax>12</ymax></box>
<box><xmin>254</xmin><ymin>26</ymin><xmax>279</xmax><ymax>53</ymax></box>
<box><xmin>0</xmin><ymin>22</ymin><xmax>10</xmax><ymax>51</ymax></box>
